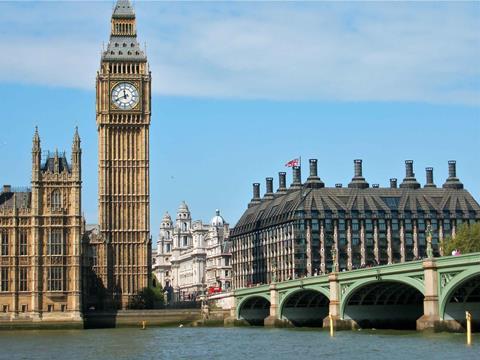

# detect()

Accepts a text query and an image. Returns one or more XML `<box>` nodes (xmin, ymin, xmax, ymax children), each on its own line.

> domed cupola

<box><xmin>177</xmin><ymin>201</ymin><xmax>191</xmax><ymax>219</ymax></box>
<box><xmin>211</xmin><ymin>209</ymin><xmax>225</xmax><ymax>227</ymax></box>
<box><xmin>160</xmin><ymin>211</ymin><xmax>172</xmax><ymax>228</ymax></box>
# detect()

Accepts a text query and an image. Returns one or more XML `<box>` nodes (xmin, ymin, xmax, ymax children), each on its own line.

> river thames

<box><xmin>0</xmin><ymin>327</ymin><xmax>477</xmax><ymax>360</ymax></box>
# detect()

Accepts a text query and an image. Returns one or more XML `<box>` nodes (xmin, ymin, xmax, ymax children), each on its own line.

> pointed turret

<box><xmin>32</xmin><ymin>126</ymin><xmax>40</xmax><ymax>152</ymax></box>
<box><xmin>113</xmin><ymin>0</ymin><xmax>135</xmax><ymax>19</ymax></box>
<box><xmin>103</xmin><ymin>0</ymin><xmax>146</xmax><ymax>62</ymax></box>
<box><xmin>71</xmin><ymin>127</ymin><xmax>81</xmax><ymax>179</ymax></box>
<box><xmin>32</xmin><ymin>127</ymin><xmax>41</xmax><ymax>182</ymax></box>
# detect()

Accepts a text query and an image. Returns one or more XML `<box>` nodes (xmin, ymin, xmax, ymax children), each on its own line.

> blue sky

<box><xmin>0</xmin><ymin>1</ymin><xmax>479</xmax><ymax>243</ymax></box>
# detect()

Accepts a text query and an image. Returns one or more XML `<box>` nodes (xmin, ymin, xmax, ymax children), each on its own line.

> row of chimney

<box><xmin>249</xmin><ymin>159</ymin><xmax>464</xmax><ymax>204</ymax></box>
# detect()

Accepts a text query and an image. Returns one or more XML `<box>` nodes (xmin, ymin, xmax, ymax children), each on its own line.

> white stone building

<box><xmin>152</xmin><ymin>202</ymin><xmax>232</xmax><ymax>302</ymax></box>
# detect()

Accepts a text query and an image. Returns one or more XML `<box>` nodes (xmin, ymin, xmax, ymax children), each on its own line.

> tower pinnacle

<box><xmin>72</xmin><ymin>127</ymin><xmax>81</xmax><ymax>151</ymax></box>
<box><xmin>103</xmin><ymin>0</ymin><xmax>145</xmax><ymax>61</ymax></box>
<box><xmin>32</xmin><ymin>126</ymin><xmax>40</xmax><ymax>152</ymax></box>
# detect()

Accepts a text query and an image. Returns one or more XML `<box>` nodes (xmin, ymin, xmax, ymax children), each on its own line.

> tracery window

<box><xmin>51</xmin><ymin>190</ymin><xmax>61</xmax><ymax>210</ymax></box>
<box><xmin>18</xmin><ymin>231</ymin><xmax>28</xmax><ymax>256</ymax></box>
<box><xmin>0</xmin><ymin>231</ymin><xmax>8</xmax><ymax>256</ymax></box>
<box><xmin>18</xmin><ymin>268</ymin><xmax>28</xmax><ymax>292</ymax></box>
<box><xmin>0</xmin><ymin>268</ymin><xmax>8</xmax><ymax>292</ymax></box>
<box><xmin>48</xmin><ymin>229</ymin><xmax>63</xmax><ymax>256</ymax></box>
<box><xmin>48</xmin><ymin>267</ymin><xmax>63</xmax><ymax>291</ymax></box>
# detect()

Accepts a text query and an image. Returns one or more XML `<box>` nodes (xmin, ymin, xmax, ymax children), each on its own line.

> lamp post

<box><xmin>426</xmin><ymin>225</ymin><xmax>434</xmax><ymax>259</ymax></box>
<box><xmin>331</xmin><ymin>249</ymin><xmax>337</xmax><ymax>273</ymax></box>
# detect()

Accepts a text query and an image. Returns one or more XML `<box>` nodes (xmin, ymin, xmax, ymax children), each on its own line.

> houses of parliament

<box><xmin>0</xmin><ymin>0</ymin><xmax>151</xmax><ymax>324</ymax></box>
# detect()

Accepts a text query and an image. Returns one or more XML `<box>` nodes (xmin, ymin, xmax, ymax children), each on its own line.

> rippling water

<box><xmin>0</xmin><ymin>327</ymin><xmax>477</xmax><ymax>360</ymax></box>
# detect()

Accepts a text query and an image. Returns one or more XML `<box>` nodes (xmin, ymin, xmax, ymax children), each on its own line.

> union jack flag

<box><xmin>285</xmin><ymin>158</ymin><xmax>300</xmax><ymax>167</ymax></box>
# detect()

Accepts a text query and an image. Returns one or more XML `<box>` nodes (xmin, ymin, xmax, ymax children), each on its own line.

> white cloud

<box><xmin>0</xmin><ymin>1</ymin><xmax>479</xmax><ymax>104</ymax></box>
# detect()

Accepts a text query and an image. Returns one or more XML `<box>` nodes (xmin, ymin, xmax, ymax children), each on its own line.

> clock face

<box><xmin>111</xmin><ymin>82</ymin><xmax>139</xmax><ymax>110</ymax></box>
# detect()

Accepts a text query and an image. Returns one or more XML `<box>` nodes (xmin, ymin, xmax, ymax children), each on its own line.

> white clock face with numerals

<box><xmin>111</xmin><ymin>82</ymin><xmax>139</xmax><ymax>110</ymax></box>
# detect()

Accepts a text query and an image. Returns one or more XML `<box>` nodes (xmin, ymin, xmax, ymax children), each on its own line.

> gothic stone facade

<box><xmin>92</xmin><ymin>0</ymin><xmax>152</xmax><ymax>308</ymax></box>
<box><xmin>153</xmin><ymin>203</ymin><xmax>232</xmax><ymax>302</ymax></box>
<box><xmin>0</xmin><ymin>129</ymin><xmax>82</xmax><ymax>322</ymax></box>
<box><xmin>231</xmin><ymin>159</ymin><xmax>480</xmax><ymax>289</ymax></box>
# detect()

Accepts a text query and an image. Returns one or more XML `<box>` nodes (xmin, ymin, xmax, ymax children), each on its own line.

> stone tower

<box><xmin>96</xmin><ymin>0</ymin><xmax>152</xmax><ymax>308</ymax></box>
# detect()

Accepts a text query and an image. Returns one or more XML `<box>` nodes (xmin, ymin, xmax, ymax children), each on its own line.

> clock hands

<box><xmin>115</xmin><ymin>92</ymin><xmax>130</xmax><ymax>102</ymax></box>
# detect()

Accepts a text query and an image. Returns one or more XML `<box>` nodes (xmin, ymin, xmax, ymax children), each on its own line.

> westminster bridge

<box><xmin>223</xmin><ymin>253</ymin><xmax>480</xmax><ymax>331</ymax></box>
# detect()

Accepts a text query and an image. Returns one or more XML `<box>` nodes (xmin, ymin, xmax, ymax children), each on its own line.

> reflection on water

<box><xmin>0</xmin><ymin>327</ymin><xmax>478</xmax><ymax>360</ymax></box>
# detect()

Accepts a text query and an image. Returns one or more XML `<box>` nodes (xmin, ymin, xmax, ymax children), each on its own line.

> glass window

<box><xmin>1</xmin><ymin>231</ymin><xmax>8</xmax><ymax>256</ymax></box>
<box><xmin>18</xmin><ymin>268</ymin><xmax>28</xmax><ymax>292</ymax></box>
<box><xmin>48</xmin><ymin>230</ymin><xmax>63</xmax><ymax>255</ymax></box>
<box><xmin>48</xmin><ymin>267</ymin><xmax>63</xmax><ymax>291</ymax></box>
<box><xmin>51</xmin><ymin>190</ymin><xmax>61</xmax><ymax>210</ymax></box>
<box><xmin>0</xmin><ymin>268</ymin><xmax>8</xmax><ymax>292</ymax></box>
<box><xmin>18</xmin><ymin>231</ymin><xmax>28</xmax><ymax>256</ymax></box>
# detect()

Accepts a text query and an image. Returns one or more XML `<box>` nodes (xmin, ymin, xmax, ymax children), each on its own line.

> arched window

<box><xmin>48</xmin><ymin>229</ymin><xmax>63</xmax><ymax>255</ymax></box>
<box><xmin>182</xmin><ymin>222</ymin><xmax>187</xmax><ymax>231</ymax></box>
<box><xmin>51</xmin><ymin>190</ymin><xmax>61</xmax><ymax>210</ymax></box>
<box><xmin>18</xmin><ymin>231</ymin><xmax>28</xmax><ymax>256</ymax></box>
<box><xmin>1</xmin><ymin>231</ymin><xmax>8</xmax><ymax>256</ymax></box>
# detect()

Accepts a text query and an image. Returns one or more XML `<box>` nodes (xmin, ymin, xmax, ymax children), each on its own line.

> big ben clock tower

<box><xmin>96</xmin><ymin>0</ymin><xmax>151</xmax><ymax>308</ymax></box>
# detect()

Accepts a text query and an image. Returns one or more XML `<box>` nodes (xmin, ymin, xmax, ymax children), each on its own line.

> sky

<box><xmin>0</xmin><ymin>1</ymin><xmax>479</xmax><ymax>244</ymax></box>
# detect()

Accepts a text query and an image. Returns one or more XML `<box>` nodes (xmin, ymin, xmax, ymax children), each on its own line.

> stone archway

<box><xmin>237</xmin><ymin>296</ymin><xmax>271</xmax><ymax>326</ymax></box>
<box><xmin>280</xmin><ymin>289</ymin><xmax>329</xmax><ymax>327</ymax></box>
<box><xmin>442</xmin><ymin>273</ymin><xmax>480</xmax><ymax>332</ymax></box>
<box><xmin>342</xmin><ymin>281</ymin><xmax>424</xmax><ymax>329</ymax></box>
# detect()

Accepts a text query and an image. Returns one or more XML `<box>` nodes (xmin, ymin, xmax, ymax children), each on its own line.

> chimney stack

<box><xmin>443</xmin><ymin>160</ymin><xmax>464</xmax><ymax>189</ymax></box>
<box><xmin>390</xmin><ymin>178</ymin><xmax>397</xmax><ymax>188</ymax></box>
<box><xmin>264</xmin><ymin>177</ymin><xmax>274</xmax><ymax>199</ymax></box>
<box><xmin>335</xmin><ymin>183</ymin><xmax>343</xmax><ymax>188</ymax></box>
<box><xmin>348</xmin><ymin>159</ymin><xmax>369</xmax><ymax>189</ymax></box>
<box><xmin>405</xmin><ymin>160</ymin><xmax>414</xmax><ymax>178</ymax></box>
<box><xmin>448</xmin><ymin>160</ymin><xmax>456</xmax><ymax>178</ymax></box>
<box><xmin>306</xmin><ymin>159</ymin><xmax>325</xmax><ymax>188</ymax></box>
<box><xmin>290</xmin><ymin>166</ymin><xmax>302</xmax><ymax>188</ymax></box>
<box><xmin>400</xmin><ymin>160</ymin><xmax>420</xmax><ymax>189</ymax></box>
<box><xmin>277</xmin><ymin>172</ymin><xmax>287</xmax><ymax>192</ymax></box>
<box><xmin>424</xmin><ymin>167</ymin><xmax>436</xmax><ymax>188</ymax></box>
<box><xmin>248</xmin><ymin>183</ymin><xmax>261</xmax><ymax>207</ymax></box>
<box><xmin>372</xmin><ymin>184</ymin><xmax>380</xmax><ymax>188</ymax></box>
<box><xmin>355</xmin><ymin>159</ymin><xmax>363</xmax><ymax>177</ymax></box>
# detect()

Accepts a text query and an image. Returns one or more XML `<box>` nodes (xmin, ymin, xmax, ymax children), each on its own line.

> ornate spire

<box><xmin>102</xmin><ymin>0</ymin><xmax>146</xmax><ymax>61</ymax></box>
<box><xmin>113</xmin><ymin>0</ymin><xmax>135</xmax><ymax>19</ymax></box>
<box><xmin>32</xmin><ymin>126</ymin><xmax>40</xmax><ymax>152</ymax></box>
<box><xmin>72</xmin><ymin>127</ymin><xmax>81</xmax><ymax>151</ymax></box>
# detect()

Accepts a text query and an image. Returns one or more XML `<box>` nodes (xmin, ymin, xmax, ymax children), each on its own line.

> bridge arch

<box><xmin>279</xmin><ymin>287</ymin><xmax>330</xmax><ymax>327</ymax></box>
<box><xmin>440</xmin><ymin>268</ymin><xmax>480</xmax><ymax>331</ymax></box>
<box><xmin>237</xmin><ymin>295</ymin><xmax>271</xmax><ymax>326</ymax></box>
<box><xmin>341</xmin><ymin>278</ymin><xmax>424</xmax><ymax>330</ymax></box>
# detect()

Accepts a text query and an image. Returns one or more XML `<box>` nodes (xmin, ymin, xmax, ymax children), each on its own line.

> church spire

<box><xmin>72</xmin><ymin>127</ymin><xmax>81</xmax><ymax>151</ymax></box>
<box><xmin>32</xmin><ymin>126</ymin><xmax>40</xmax><ymax>152</ymax></box>
<box><xmin>113</xmin><ymin>0</ymin><xmax>135</xmax><ymax>20</ymax></box>
<box><xmin>111</xmin><ymin>0</ymin><xmax>136</xmax><ymax>37</ymax></box>
<box><xmin>103</xmin><ymin>0</ymin><xmax>146</xmax><ymax>62</ymax></box>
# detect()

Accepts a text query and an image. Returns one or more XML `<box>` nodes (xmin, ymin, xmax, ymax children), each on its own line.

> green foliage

<box><xmin>443</xmin><ymin>222</ymin><xmax>480</xmax><ymax>255</ymax></box>
<box><xmin>127</xmin><ymin>275</ymin><xmax>165</xmax><ymax>309</ymax></box>
<box><xmin>150</xmin><ymin>274</ymin><xmax>164</xmax><ymax>305</ymax></box>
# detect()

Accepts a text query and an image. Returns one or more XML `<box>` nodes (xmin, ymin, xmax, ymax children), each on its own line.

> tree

<box><xmin>443</xmin><ymin>222</ymin><xmax>480</xmax><ymax>255</ymax></box>
<box><xmin>127</xmin><ymin>275</ymin><xmax>165</xmax><ymax>309</ymax></box>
